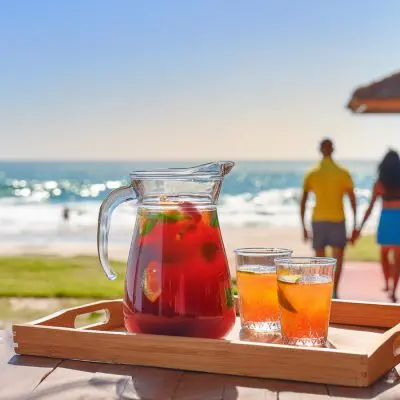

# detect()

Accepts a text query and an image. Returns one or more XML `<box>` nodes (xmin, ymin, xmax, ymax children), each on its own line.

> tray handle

<box><xmin>368</xmin><ymin>321</ymin><xmax>400</xmax><ymax>383</ymax></box>
<box><xmin>29</xmin><ymin>299</ymin><xmax>124</xmax><ymax>330</ymax></box>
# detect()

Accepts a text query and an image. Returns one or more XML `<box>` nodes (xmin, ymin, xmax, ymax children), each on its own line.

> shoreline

<box><xmin>0</xmin><ymin>227</ymin><xmax>317</xmax><ymax>252</ymax></box>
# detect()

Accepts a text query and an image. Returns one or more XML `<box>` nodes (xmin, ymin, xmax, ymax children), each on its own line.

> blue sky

<box><xmin>1</xmin><ymin>0</ymin><xmax>400</xmax><ymax>160</ymax></box>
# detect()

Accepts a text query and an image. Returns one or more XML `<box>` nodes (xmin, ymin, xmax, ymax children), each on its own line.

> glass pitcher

<box><xmin>97</xmin><ymin>161</ymin><xmax>236</xmax><ymax>338</ymax></box>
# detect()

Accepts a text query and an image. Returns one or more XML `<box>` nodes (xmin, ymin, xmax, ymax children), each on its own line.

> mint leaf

<box><xmin>144</xmin><ymin>211</ymin><xmax>187</xmax><ymax>223</ymax></box>
<box><xmin>159</xmin><ymin>211</ymin><xmax>186</xmax><ymax>223</ymax></box>
<box><xmin>139</xmin><ymin>210</ymin><xmax>188</xmax><ymax>236</ymax></box>
<box><xmin>210</xmin><ymin>211</ymin><xmax>219</xmax><ymax>227</ymax></box>
<box><xmin>225</xmin><ymin>287</ymin><xmax>233</xmax><ymax>308</ymax></box>
<box><xmin>141</xmin><ymin>219</ymin><xmax>157</xmax><ymax>236</ymax></box>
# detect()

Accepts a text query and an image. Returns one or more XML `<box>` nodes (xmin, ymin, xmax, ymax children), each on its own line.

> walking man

<box><xmin>300</xmin><ymin>138</ymin><xmax>357</xmax><ymax>298</ymax></box>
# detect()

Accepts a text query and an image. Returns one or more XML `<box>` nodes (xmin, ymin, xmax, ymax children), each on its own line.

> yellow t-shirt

<box><xmin>303</xmin><ymin>158</ymin><xmax>354</xmax><ymax>222</ymax></box>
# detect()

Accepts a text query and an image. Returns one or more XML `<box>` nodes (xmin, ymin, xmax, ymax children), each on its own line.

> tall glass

<box><xmin>234</xmin><ymin>248</ymin><xmax>293</xmax><ymax>333</ymax></box>
<box><xmin>275</xmin><ymin>257</ymin><xmax>336</xmax><ymax>347</ymax></box>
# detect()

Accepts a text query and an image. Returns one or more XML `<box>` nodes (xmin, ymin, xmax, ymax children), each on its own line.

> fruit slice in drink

<box><xmin>142</xmin><ymin>261</ymin><xmax>162</xmax><ymax>302</ymax></box>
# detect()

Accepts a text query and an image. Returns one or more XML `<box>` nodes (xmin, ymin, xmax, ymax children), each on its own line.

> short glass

<box><xmin>275</xmin><ymin>257</ymin><xmax>336</xmax><ymax>347</ymax></box>
<box><xmin>234</xmin><ymin>248</ymin><xmax>293</xmax><ymax>333</ymax></box>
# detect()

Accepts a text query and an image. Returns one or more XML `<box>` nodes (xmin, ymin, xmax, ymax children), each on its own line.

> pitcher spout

<box><xmin>130</xmin><ymin>161</ymin><xmax>234</xmax><ymax>179</ymax></box>
<box><xmin>184</xmin><ymin>161</ymin><xmax>235</xmax><ymax>178</ymax></box>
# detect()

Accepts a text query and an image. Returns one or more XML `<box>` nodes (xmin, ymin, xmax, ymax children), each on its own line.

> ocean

<box><xmin>0</xmin><ymin>160</ymin><xmax>380</xmax><ymax>244</ymax></box>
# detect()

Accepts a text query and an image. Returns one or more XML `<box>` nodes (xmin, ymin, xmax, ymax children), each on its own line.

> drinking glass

<box><xmin>234</xmin><ymin>248</ymin><xmax>293</xmax><ymax>333</ymax></box>
<box><xmin>275</xmin><ymin>257</ymin><xmax>336</xmax><ymax>346</ymax></box>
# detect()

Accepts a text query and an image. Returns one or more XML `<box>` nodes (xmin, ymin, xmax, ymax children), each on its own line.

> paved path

<box><xmin>339</xmin><ymin>261</ymin><xmax>394</xmax><ymax>303</ymax></box>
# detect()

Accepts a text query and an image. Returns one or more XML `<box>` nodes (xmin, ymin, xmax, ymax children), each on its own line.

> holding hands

<box><xmin>350</xmin><ymin>228</ymin><xmax>361</xmax><ymax>244</ymax></box>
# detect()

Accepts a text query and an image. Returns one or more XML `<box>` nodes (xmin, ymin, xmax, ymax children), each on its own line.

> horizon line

<box><xmin>0</xmin><ymin>157</ymin><xmax>381</xmax><ymax>163</ymax></box>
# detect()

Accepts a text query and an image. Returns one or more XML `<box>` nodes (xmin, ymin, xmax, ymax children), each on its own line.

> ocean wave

<box><xmin>0</xmin><ymin>179</ymin><xmax>125</xmax><ymax>203</ymax></box>
<box><xmin>0</xmin><ymin>189</ymin><xmax>380</xmax><ymax>242</ymax></box>
<box><xmin>0</xmin><ymin>160</ymin><xmax>379</xmax><ymax>241</ymax></box>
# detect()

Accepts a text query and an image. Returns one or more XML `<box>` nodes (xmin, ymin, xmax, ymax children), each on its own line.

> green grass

<box><xmin>0</xmin><ymin>235</ymin><xmax>379</xmax><ymax>299</ymax></box>
<box><xmin>0</xmin><ymin>255</ymin><xmax>126</xmax><ymax>298</ymax></box>
<box><xmin>345</xmin><ymin>235</ymin><xmax>379</xmax><ymax>262</ymax></box>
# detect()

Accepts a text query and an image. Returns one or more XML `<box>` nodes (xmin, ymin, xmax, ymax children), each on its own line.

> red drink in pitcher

<box><xmin>123</xmin><ymin>203</ymin><xmax>235</xmax><ymax>338</ymax></box>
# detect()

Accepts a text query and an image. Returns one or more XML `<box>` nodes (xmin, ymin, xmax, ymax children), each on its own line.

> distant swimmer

<box><xmin>62</xmin><ymin>206</ymin><xmax>70</xmax><ymax>223</ymax></box>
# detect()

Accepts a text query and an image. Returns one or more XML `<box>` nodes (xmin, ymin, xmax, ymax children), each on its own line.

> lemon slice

<box><xmin>142</xmin><ymin>261</ymin><xmax>162</xmax><ymax>302</ymax></box>
<box><xmin>279</xmin><ymin>274</ymin><xmax>302</xmax><ymax>284</ymax></box>
<box><xmin>277</xmin><ymin>287</ymin><xmax>297</xmax><ymax>313</ymax></box>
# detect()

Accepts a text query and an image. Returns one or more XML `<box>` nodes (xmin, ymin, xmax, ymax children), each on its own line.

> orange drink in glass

<box><xmin>275</xmin><ymin>257</ymin><xmax>336</xmax><ymax>347</ymax></box>
<box><xmin>234</xmin><ymin>248</ymin><xmax>293</xmax><ymax>333</ymax></box>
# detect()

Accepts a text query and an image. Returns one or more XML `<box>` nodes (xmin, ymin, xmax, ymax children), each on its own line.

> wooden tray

<box><xmin>12</xmin><ymin>299</ymin><xmax>400</xmax><ymax>387</ymax></box>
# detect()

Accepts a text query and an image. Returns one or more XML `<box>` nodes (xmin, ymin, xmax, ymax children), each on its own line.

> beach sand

<box><xmin>1</xmin><ymin>227</ymin><xmax>311</xmax><ymax>278</ymax></box>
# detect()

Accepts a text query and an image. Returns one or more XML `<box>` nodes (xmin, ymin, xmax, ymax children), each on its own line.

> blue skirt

<box><xmin>377</xmin><ymin>208</ymin><xmax>400</xmax><ymax>246</ymax></box>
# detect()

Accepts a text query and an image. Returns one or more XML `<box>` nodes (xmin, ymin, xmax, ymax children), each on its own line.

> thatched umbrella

<box><xmin>347</xmin><ymin>71</ymin><xmax>400</xmax><ymax>113</ymax></box>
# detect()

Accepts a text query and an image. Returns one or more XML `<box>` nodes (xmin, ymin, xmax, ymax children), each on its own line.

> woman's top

<box><xmin>374</xmin><ymin>180</ymin><xmax>400</xmax><ymax>208</ymax></box>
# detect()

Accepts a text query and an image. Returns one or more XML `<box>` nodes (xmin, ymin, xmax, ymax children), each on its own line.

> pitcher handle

<box><xmin>97</xmin><ymin>185</ymin><xmax>136</xmax><ymax>280</ymax></box>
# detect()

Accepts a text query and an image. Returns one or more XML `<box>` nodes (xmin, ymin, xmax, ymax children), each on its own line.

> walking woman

<box><xmin>355</xmin><ymin>150</ymin><xmax>400</xmax><ymax>303</ymax></box>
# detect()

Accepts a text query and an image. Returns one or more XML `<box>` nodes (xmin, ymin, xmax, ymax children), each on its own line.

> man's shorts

<box><xmin>312</xmin><ymin>221</ymin><xmax>347</xmax><ymax>250</ymax></box>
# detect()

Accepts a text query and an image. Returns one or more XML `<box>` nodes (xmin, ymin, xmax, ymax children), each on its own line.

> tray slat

<box><xmin>330</xmin><ymin>300</ymin><xmax>400</xmax><ymax>328</ymax></box>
